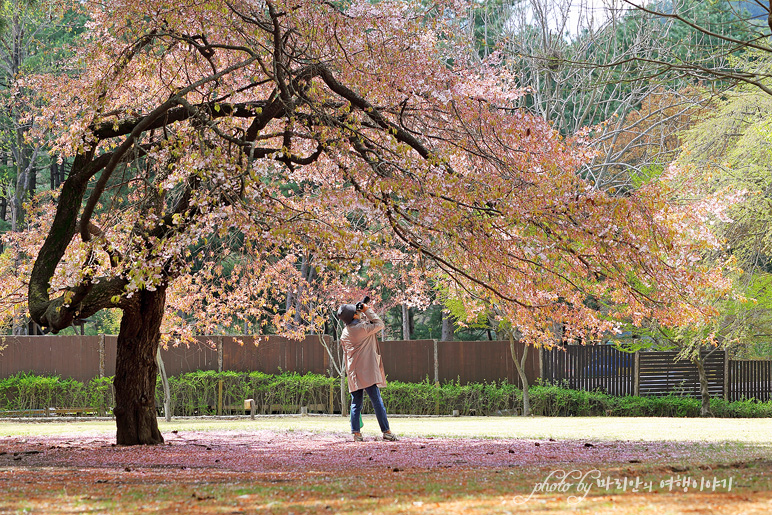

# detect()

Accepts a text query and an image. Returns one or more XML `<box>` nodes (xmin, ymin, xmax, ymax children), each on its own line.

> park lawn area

<box><xmin>1</xmin><ymin>416</ymin><xmax>772</xmax><ymax>514</ymax></box>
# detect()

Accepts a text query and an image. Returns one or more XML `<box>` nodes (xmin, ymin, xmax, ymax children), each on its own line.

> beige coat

<box><xmin>341</xmin><ymin>307</ymin><xmax>387</xmax><ymax>392</ymax></box>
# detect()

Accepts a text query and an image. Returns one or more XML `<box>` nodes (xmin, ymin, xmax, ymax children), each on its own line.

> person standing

<box><xmin>337</xmin><ymin>299</ymin><xmax>398</xmax><ymax>442</ymax></box>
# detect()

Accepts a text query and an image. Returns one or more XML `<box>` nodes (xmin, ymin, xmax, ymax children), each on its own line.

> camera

<box><xmin>355</xmin><ymin>295</ymin><xmax>370</xmax><ymax>312</ymax></box>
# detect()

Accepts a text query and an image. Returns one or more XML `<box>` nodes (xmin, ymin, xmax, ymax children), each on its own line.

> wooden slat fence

<box><xmin>2</xmin><ymin>336</ymin><xmax>772</xmax><ymax>402</ymax></box>
<box><xmin>729</xmin><ymin>360</ymin><xmax>772</xmax><ymax>402</ymax></box>
<box><xmin>541</xmin><ymin>345</ymin><xmax>634</xmax><ymax>396</ymax></box>
<box><xmin>638</xmin><ymin>350</ymin><xmax>724</xmax><ymax>398</ymax></box>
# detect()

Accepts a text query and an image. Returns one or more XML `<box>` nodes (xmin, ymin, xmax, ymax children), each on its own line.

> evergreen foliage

<box><xmin>1</xmin><ymin>372</ymin><xmax>770</xmax><ymax>418</ymax></box>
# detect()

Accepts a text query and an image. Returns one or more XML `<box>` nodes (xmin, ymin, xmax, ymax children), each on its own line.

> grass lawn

<box><xmin>2</xmin><ymin>414</ymin><xmax>771</xmax><ymax>442</ymax></box>
<box><xmin>1</xmin><ymin>415</ymin><xmax>771</xmax><ymax>514</ymax></box>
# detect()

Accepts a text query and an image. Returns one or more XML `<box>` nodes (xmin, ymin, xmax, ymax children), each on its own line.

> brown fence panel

<box><xmin>221</xmin><ymin>335</ymin><xmax>329</xmax><ymax>375</ymax></box>
<box><xmin>638</xmin><ymin>351</ymin><xmax>724</xmax><ymax>398</ymax></box>
<box><xmin>0</xmin><ymin>335</ymin><xmax>102</xmax><ymax>383</ymax></box>
<box><xmin>103</xmin><ymin>336</ymin><xmax>118</xmax><ymax>377</ymax></box>
<box><xmin>9</xmin><ymin>336</ymin><xmax>769</xmax><ymax>403</ymax></box>
<box><xmin>542</xmin><ymin>345</ymin><xmax>634</xmax><ymax>396</ymax></box>
<box><xmin>436</xmin><ymin>340</ymin><xmax>539</xmax><ymax>386</ymax></box>
<box><xmin>159</xmin><ymin>339</ymin><xmax>218</xmax><ymax>376</ymax></box>
<box><xmin>379</xmin><ymin>340</ymin><xmax>435</xmax><ymax>383</ymax></box>
<box><xmin>729</xmin><ymin>360</ymin><xmax>772</xmax><ymax>402</ymax></box>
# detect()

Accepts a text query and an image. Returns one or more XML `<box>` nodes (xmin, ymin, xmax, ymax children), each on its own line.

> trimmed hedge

<box><xmin>1</xmin><ymin>371</ymin><xmax>771</xmax><ymax>418</ymax></box>
<box><xmin>0</xmin><ymin>373</ymin><xmax>113</xmax><ymax>413</ymax></box>
<box><xmin>162</xmin><ymin>370</ymin><xmax>337</xmax><ymax>416</ymax></box>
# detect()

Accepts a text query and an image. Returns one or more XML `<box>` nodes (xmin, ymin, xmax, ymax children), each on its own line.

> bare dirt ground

<box><xmin>2</xmin><ymin>426</ymin><xmax>772</xmax><ymax>514</ymax></box>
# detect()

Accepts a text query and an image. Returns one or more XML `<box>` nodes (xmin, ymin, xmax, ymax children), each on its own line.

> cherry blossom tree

<box><xmin>26</xmin><ymin>0</ymin><xmax>726</xmax><ymax>444</ymax></box>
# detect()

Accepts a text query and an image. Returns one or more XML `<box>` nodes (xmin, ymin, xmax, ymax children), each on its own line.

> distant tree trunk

<box><xmin>50</xmin><ymin>162</ymin><xmax>63</xmax><ymax>189</ymax></box>
<box><xmin>0</xmin><ymin>195</ymin><xmax>5</xmax><ymax>253</ymax></box>
<box><xmin>156</xmin><ymin>347</ymin><xmax>171</xmax><ymax>422</ymax></box>
<box><xmin>10</xmin><ymin>169</ymin><xmax>24</xmax><ymax>231</ymax></box>
<box><xmin>440</xmin><ymin>310</ymin><xmax>454</xmax><ymax>341</ymax></box>
<box><xmin>10</xmin><ymin>128</ymin><xmax>33</xmax><ymax>231</ymax></box>
<box><xmin>293</xmin><ymin>254</ymin><xmax>315</xmax><ymax>325</ymax></box>
<box><xmin>401</xmin><ymin>304</ymin><xmax>412</xmax><ymax>340</ymax></box>
<box><xmin>508</xmin><ymin>332</ymin><xmax>531</xmax><ymax>416</ymax></box>
<box><xmin>27</xmin><ymin>160</ymin><xmax>35</xmax><ymax>198</ymax></box>
<box><xmin>340</xmin><ymin>374</ymin><xmax>348</xmax><ymax>417</ymax></box>
<box><xmin>113</xmin><ymin>287</ymin><xmax>166</xmax><ymax>445</ymax></box>
<box><xmin>692</xmin><ymin>353</ymin><xmax>713</xmax><ymax>417</ymax></box>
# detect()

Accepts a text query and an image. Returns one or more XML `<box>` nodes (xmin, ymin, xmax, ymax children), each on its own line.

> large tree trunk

<box><xmin>692</xmin><ymin>354</ymin><xmax>713</xmax><ymax>417</ymax></box>
<box><xmin>113</xmin><ymin>288</ymin><xmax>166</xmax><ymax>445</ymax></box>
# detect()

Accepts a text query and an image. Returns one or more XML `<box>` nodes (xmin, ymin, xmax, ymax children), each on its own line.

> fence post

<box><xmin>217</xmin><ymin>336</ymin><xmax>223</xmax><ymax>416</ymax></box>
<box><xmin>433</xmin><ymin>339</ymin><xmax>439</xmax><ymax>384</ymax></box>
<box><xmin>98</xmin><ymin>334</ymin><xmax>105</xmax><ymax>379</ymax></box>
<box><xmin>433</xmin><ymin>339</ymin><xmax>440</xmax><ymax>415</ymax></box>
<box><xmin>633</xmin><ymin>351</ymin><xmax>640</xmax><ymax>397</ymax></box>
<box><xmin>724</xmin><ymin>349</ymin><xmax>729</xmax><ymax>402</ymax></box>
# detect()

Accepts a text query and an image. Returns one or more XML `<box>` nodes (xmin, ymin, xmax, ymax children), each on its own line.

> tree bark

<box><xmin>156</xmin><ymin>347</ymin><xmax>171</xmax><ymax>422</ymax></box>
<box><xmin>401</xmin><ymin>304</ymin><xmax>412</xmax><ymax>340</ymax></box>
<box><xmin>692</xmin><ymin>353</ymin><xmax>713</xmax><ymax>417</ymax></box>
<box><xmin>440</xmin><ymin>310</ymin><xmax>454</xmax><ymax>341</ymax></box>
<box><xmin>340</xmin><ymin>374</ymin><xmax>348</xmax><ymax>417</ymax></box>
<box><xmin>113</xmin><ymin>288</ymin><xmax>166</xmax><ymax>445</ymax></box>
<box><xmin>508</xmin><ymin>333</ymin><xmax>531</xmax><ymax>416</ymax></box>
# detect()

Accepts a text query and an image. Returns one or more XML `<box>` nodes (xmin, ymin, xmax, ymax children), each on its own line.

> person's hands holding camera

<box><xmin>355</xmin><ymin>295</ymin><xmax>371</xmax><ymax>313</ymax></box>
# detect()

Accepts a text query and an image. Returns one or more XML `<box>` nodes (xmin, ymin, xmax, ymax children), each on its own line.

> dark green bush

<box><xmin>2</xmin><ymin>371</ymin><xmax>772</xmax><ymax>418</ymax></box>
<box><xmin>157</xmin><ymin>371</ymin><xmax>337</xmax><ymax>416</ymax></box>
<box><xmin>0</xmin><ymin>373</ymin><xmax>89</xmax><ymax>411</ymax></box>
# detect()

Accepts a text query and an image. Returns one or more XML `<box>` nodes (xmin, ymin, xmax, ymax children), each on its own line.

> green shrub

<box><xmin>0</xmin><ymin>372</ymin><xmax>89</xmax><ymax>411</ymax></box>
<box><xmin>154</xmin><ymin>371</ymin><xmax>337</xmax><ymax>416</ymax></box>
<box><xmin>86</xmin><ymin>376</ymin><xmax>115</xmax><ymax>415</ymax></box>
<box><xmin>2</xmin><ymin>371</ymin><xmax>772</xmax><ymax>418</ymax></box>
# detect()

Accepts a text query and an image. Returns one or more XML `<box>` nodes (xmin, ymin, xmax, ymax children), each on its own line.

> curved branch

<box><xmin>622</xmin><ymin>0</ymin><xmax>772</xmax><ymax>53</ymax></box>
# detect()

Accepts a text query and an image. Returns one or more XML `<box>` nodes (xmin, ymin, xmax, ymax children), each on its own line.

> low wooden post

<box><xmin>244</xmin><ymin>399</ymin><xmax>256</xmax><ymax>420</ymax></box>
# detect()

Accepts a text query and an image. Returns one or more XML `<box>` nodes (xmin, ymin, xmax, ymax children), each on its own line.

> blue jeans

<box><xmin>350</xmin><ymin>385</ymin><xmax>390</xmax><ymax>433</ymax></box>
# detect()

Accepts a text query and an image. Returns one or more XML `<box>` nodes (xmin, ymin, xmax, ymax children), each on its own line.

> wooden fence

<box><xmin>541</xmin><ymin>345</ymin><xmax>634</xmax><ymax>396</ymax></box>
<box><xmin>540</xmin><ymin>346</ymin><xmax>772</xmax><ymax>402</ymax></box>
<box><xmin>1</xmin><ymin>335</ymin><xmax>771</xmax><ymax>401</ymax></box>
<box><xmin>729</xmin><ymin>360</ymin><xmax>772</xmax><ymax>402</ymax></box>
<box><xmin>637</xmin><ymin>350</ymin><xmax>724</xmax><ymax>398</ymax></box>
<box><xmin>0</xmin><ymin>335</ymin><xmax>540</xmax><ymax>387</ymax></box>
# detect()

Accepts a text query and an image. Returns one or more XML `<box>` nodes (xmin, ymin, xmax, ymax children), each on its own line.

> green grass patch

<box><xmin>2</xmin><ymin>416</ymin><xmax>772</xmax><ymax>443</ymax></box>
